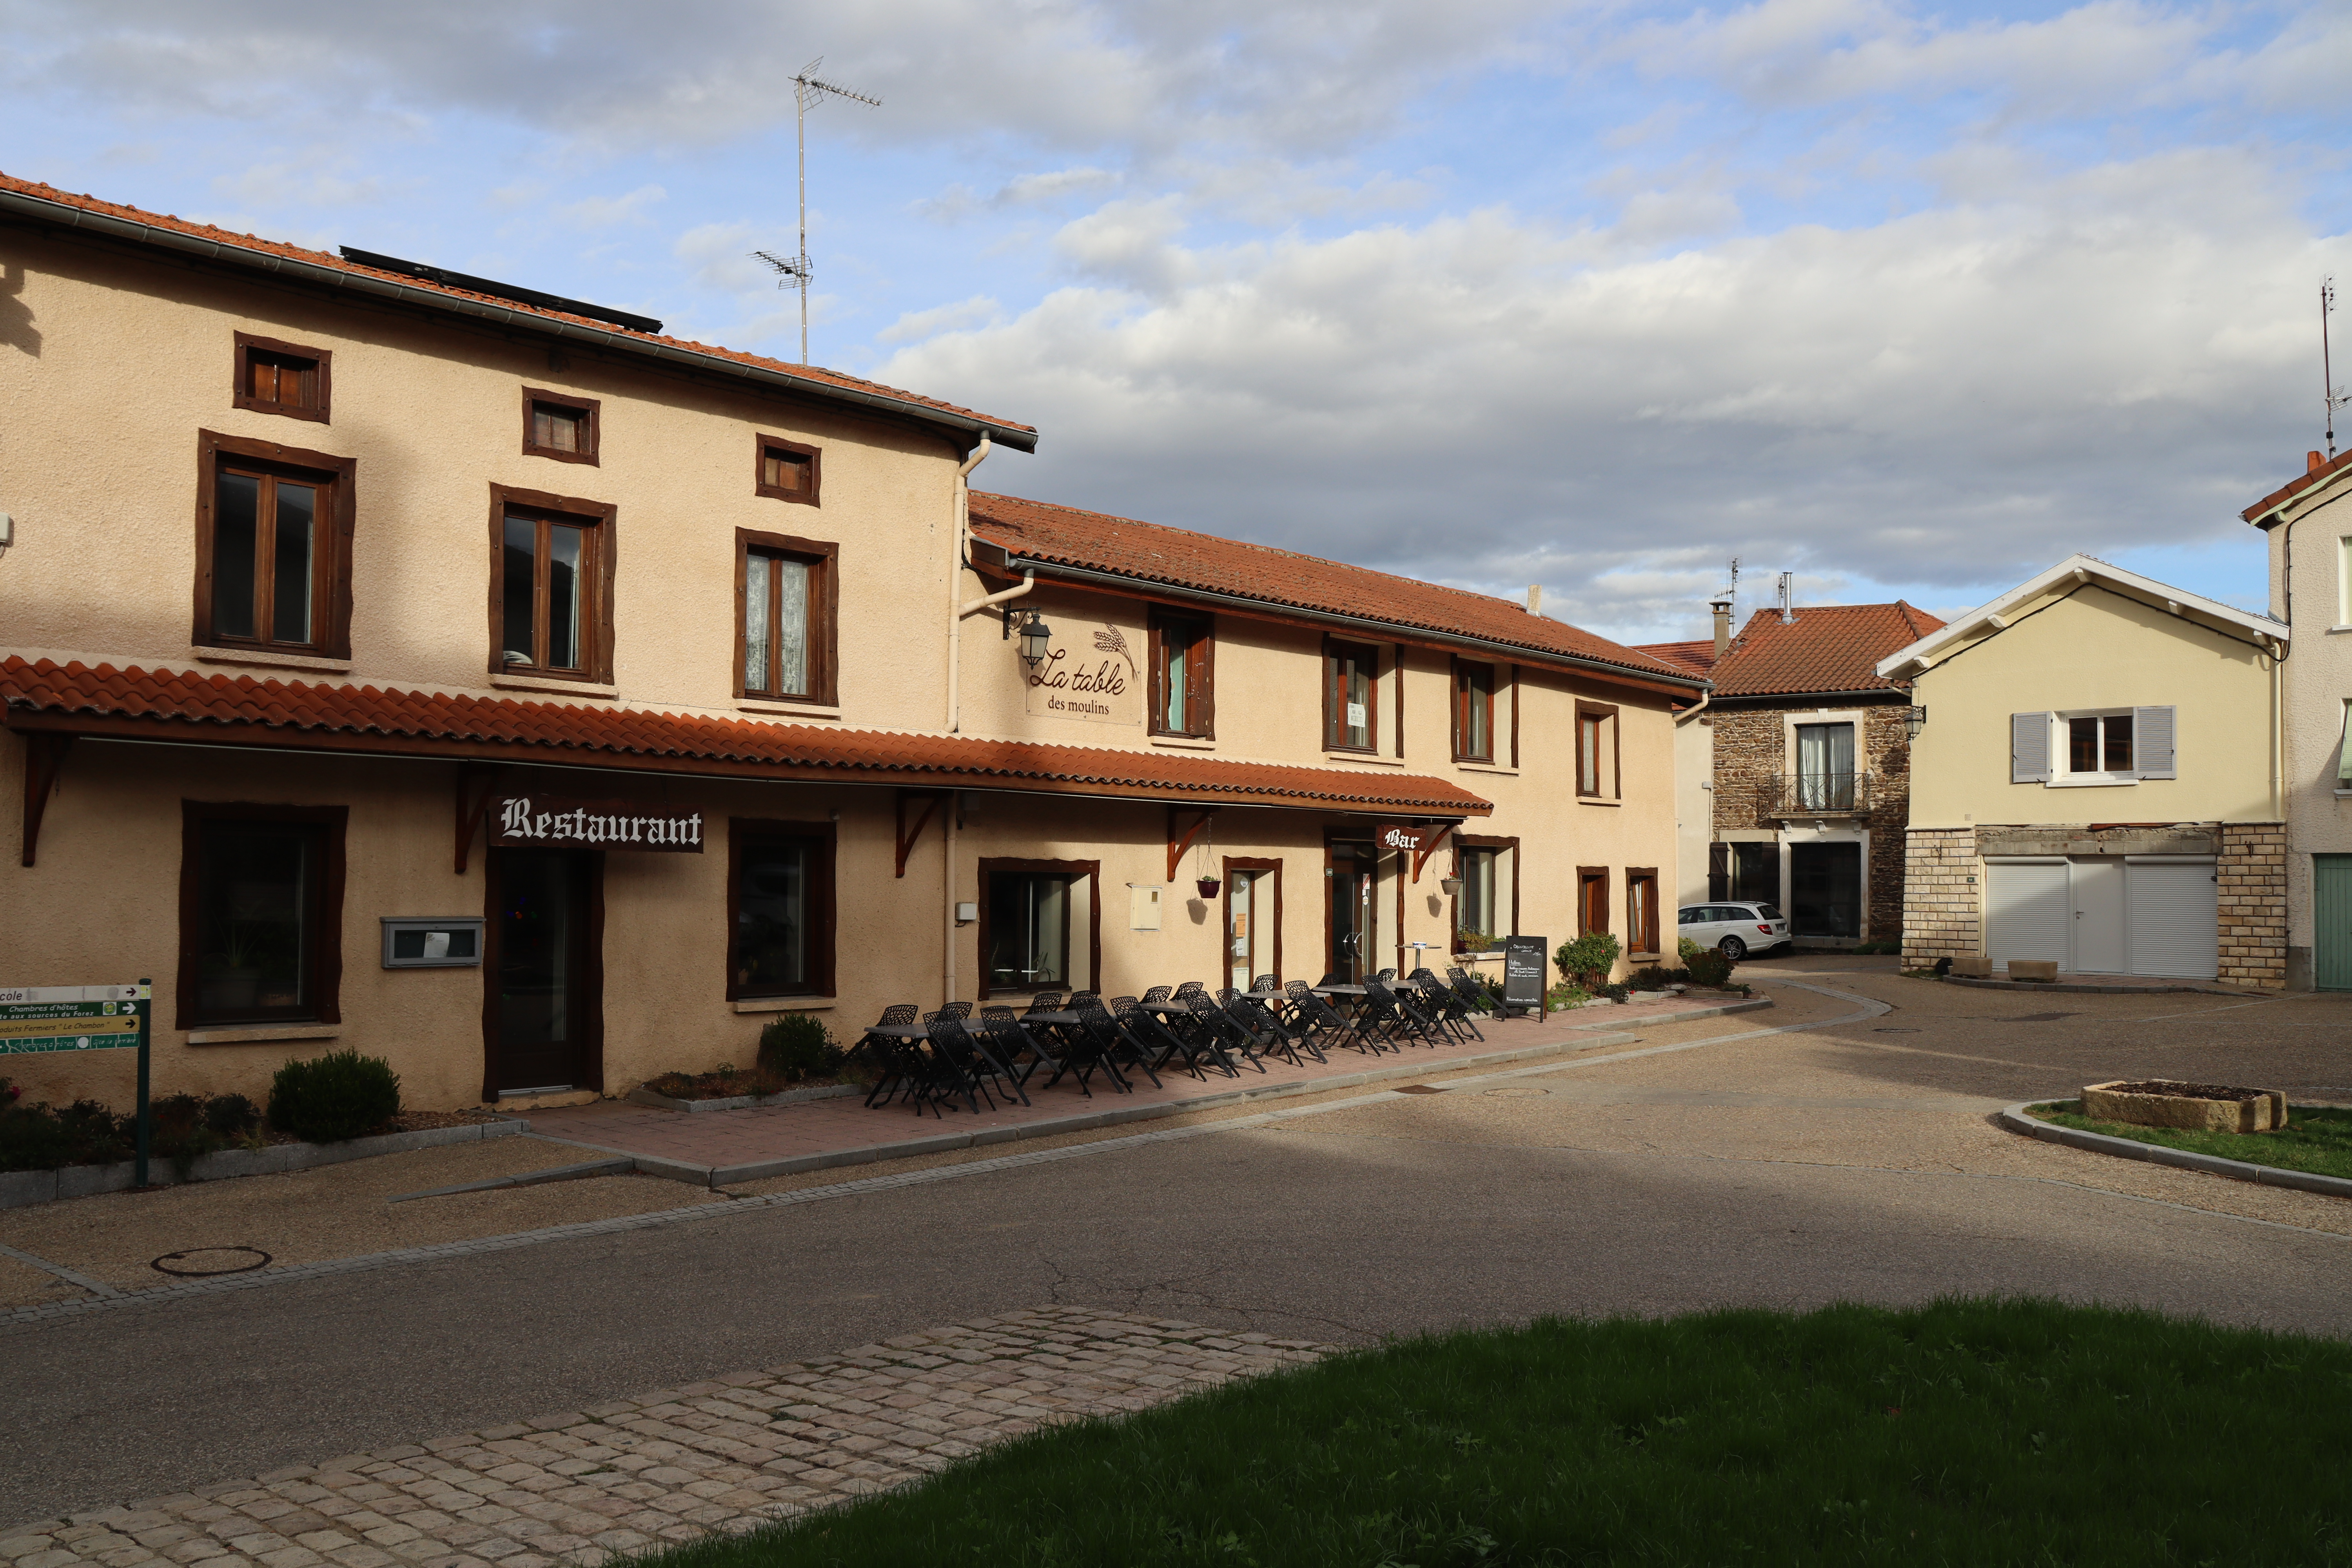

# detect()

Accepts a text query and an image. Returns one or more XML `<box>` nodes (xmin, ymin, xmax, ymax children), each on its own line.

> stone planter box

<box><xmin>626</xmin><ymin>1082</ymin><xmax>862</xmax><ymax>1114</ymax></box>
<box><xmin>0</xmin><ymin>1118</ymin><xmax>527</xmax><ymax>1211</ymax></box>
<box><xmin>2082</xmin><ymin>1080</ymin><xmax>2287</xmax><ymax>1134</ymax></box>
<box><xmin>1948</xmin><ymin>957</ymin><xmax>1993</xmax><ymax>977</ymax></box>
<box><xmin>2008</xmin><ymin>960</ymin><xmax>2059</xmax><ymax>982</ymax></box>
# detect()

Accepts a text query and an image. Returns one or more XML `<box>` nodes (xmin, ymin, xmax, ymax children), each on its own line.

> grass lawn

<box><xmin>2030</xmin><ymin>1100</ymin><xmax>2352</xmax><ymax>1181</ymax></box>
<box><xmin>638</xmin><ymin>1300</ymin><xmax>2352</xmax><ymax>1567</ymax></box>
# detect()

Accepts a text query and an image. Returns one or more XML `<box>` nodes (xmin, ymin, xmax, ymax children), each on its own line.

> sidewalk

<box><xmin>530</xmin><ymin>994</ymin><xmax>1771</xmax><ymax>1186</ymax></box>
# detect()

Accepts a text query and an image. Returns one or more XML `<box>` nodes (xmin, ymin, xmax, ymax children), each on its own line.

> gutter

<box><xmin>0</xmin><ymin>185</ymin><xmax>1040</xmax><ymax>455</ymax></box>
<box><xmin>976</xmin><ymin>546</ymin><xmax>1710</xmax><ymax>695</ymax></box>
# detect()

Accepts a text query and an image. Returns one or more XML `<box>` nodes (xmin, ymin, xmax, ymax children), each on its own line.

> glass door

<box><xmin>1227</xmin><ymin>869</ymin><xmax>1260</xmax><ymax>991</ymax></box>
<box><xmin>488</xmin><ymin>848</ymin><xmax>599</xmax><ymax>1094</ymax></box>
<box><xmin>1327</xmin><ymin>842</ymin><xmax>1376</xmax><ymax>982</ymax></box>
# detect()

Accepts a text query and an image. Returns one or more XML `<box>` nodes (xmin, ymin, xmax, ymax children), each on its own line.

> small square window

<box><xmin>232</xmin><ymin>332</ymin><xmax>331</xmax><ymax>423</ymax></box>
<box><xmin>523</xmin><ymin>388</ymin><xmax>600</xmax><ymax>464</ymax></box>
<box><xmin>755</xmin><ymin>434</ymin><xmax>821</xmax><ymax>505</ymax></box>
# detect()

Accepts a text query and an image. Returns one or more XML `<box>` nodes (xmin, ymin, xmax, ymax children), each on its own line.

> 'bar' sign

<box><xmin>492</xmin><ymin>796</ymin><xmax>704</xmax><ymax>853</ymax></box>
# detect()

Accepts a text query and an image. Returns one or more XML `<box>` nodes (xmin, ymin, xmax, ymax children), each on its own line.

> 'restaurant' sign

<box><xmin>492</xmin><ymin>795</ymin><xmax>704</xmax><ymax>853</ymax></box>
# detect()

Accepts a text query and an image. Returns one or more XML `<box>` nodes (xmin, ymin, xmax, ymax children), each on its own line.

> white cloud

<box><xmin>560</xmin><ymin>183</ymin><xmax>666</xmax><ymax>228</ymax></box>
<box><xmin>878</xmin><ymin>294</ymin><xmax>1001</xmax><ymax>343</ymax></box>
<box><xmin>882</xmin><ymin>143</ymin><xmax>2347</xmax><ymax>644</ymax></box>
<box><xmin>213</xmin><ymin>160</ymin><xmax>388</xmax><ymax>209</ymax></box>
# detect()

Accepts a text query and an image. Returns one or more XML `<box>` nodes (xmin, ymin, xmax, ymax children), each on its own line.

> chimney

<box><xmin>1710</xmin><ymin>597</ymin><xmax>1733</xmax><ymax>661</ymax></box>
<box><xmin>1777</xmin><ymin>571</ymin><xmax>1795</xmax><ymax>625</ymax></box>
<box><xmin>1526</xmin><ymin>584</ymin><xmax>1542</xmax><ymax>615</ymax></box>
<box><xmin>2313</xmin><ymin>451</ymin><xmax>2328</xmax><ymax>474</ymax></box>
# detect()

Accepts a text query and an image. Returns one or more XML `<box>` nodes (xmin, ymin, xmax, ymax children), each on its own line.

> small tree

<box><xmin>1555</xmin><ymin>931</ymin><xmax>1621</xmax><ymax>991</ymax></box>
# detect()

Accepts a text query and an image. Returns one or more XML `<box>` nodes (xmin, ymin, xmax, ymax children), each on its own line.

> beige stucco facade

<box><xmin>0</xmin><ymin>201</ymin><xmax>1693</xmax><ymax>1112</ymax></box>
<box><xmin>1884</xmin><ymin>563</ymin><xmax>2286</xmax><ymax>985</ymax></box>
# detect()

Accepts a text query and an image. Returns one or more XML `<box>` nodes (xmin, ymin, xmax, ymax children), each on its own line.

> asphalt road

<box><xmin>9</xmin><ymin>962</ymin><xmax>2350</xmax><ymax>1524</ymax></box>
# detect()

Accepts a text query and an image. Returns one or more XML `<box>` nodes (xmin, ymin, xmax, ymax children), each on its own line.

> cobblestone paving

<box><xmin>1</xmin><ymin>1308</ymin><xmax>1331</xmax><ymax>1566</ymax></box>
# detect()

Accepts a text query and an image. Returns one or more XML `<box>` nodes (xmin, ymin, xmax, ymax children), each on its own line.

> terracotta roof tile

<box><xmin>1703</xmin><ymin>603</ymin><xmax>1945</xmax><ymax>698</ymax></box>
<box><xmin>0</xmin><ymin>658</ymin><xmax>1491</xmax><ymax>817</ymax></box>
<box><xmin>969</xmin><ymin>493</ymin><xmax>1702</xmax><ymax>688</ymax></box>
<box><xmin>1630</xmin><ymin>639</ymin><xmax>1717</xmax><ymax>676</ymax></box>
<box><xmin>0</xmin><ymin>171</ymin><xmax>1033</xmax><ymax>441</ymax></box>
<box><xmin>2242</xmin><ymin>448</ymin><xmax>2352</xmax><ymax>522</ymax></box>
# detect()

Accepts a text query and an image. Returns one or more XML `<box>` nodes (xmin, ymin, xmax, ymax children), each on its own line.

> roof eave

<box><xmin>0</xmin><ymin>184</ymin><xmax>1040</xmax><ymax>454</ymax></box>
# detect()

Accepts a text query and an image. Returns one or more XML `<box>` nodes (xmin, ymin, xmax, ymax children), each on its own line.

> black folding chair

<box><xmin>978</xmin><ymin>1006</ymin><xmax>1053</xmax><ymax>1096</ymax></box>
<box><xmin>1447</xmin><ymin>966</ymin><xmax>1496</xmax><ymax>1017</ymax></box>
<box><xmin>855</xmin><ymin>1004</ymin><xmax>922</xmax><ymax>1106</ymax></box>
<box><xmin>1361</xmin><ymin>979</ymin><xmax>1442</xmax><ymax>1049</ymax></box>
<box><xmin>1118</xmin><ymin>994</ymin><xmax>1233</xmax><ymax>1081</ymax></box>
<box><xmin>1185</xmin><ymin>992</ymin><xmax>1266</xmax><ymax>1073</ymax></box>
<box><xmin>1228</xmin><ymin>988</ymin><xmax>1319</xmax><ymax>1067</ymax></box>
<box><xmin>919</xmin><ymin>1012</ymin><xmax>996</xmax><ymax>1115</ymax></box>
<box><xmin>1141</xmin><ymin>985</ymin><xmax>1174</xmax><ymax>1007</ymax></box>
<box><xmin>1251</xmin><ymin>973</ymin><xmax>1281</xmax><ymax>995</ymax></box>
<box><xmin>1410</xmin><ymin>969</ymin><xmax>1481</xmax><ymax>1044</ymax></box>
<box><xmin>1040</xmin><ymin>1001</ymin><xmax>1131</xmax><ymax>1096</ymax></box>
<box><xmin>1288</xmin><ymin>979</ymin><xmax>1375</xmax><ymax>1056</ymax></box>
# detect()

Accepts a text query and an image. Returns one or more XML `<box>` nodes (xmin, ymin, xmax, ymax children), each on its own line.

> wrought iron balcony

<box><xmin>1768</xmin><ymin>771</ymin><xmax>1870</xmax><ymax>817</ymax></box>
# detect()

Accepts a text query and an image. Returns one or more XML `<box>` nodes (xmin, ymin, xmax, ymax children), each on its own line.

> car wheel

<box><xmin>1720</xmin><ymin>935</ymin><xmax>1747</xmax><ymax>960</ymax></box>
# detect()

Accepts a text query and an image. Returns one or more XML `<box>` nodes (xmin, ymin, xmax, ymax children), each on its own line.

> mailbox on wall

<box><xmin>380</xmin><ymin>917</ymin><xmax>485</xmax><ymax>968</ymax></box>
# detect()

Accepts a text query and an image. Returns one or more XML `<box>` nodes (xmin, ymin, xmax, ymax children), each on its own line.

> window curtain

<box><xmin>1797</xmin><ymin>723</ymin><xmax>1855</xmax><ymax>809</ymax></box>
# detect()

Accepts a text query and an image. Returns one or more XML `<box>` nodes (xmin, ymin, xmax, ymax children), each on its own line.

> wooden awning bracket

<box><xmin>1410</xmin><ymin>823</ymin><xmax>1456</xmax><ymax>883</ymax></box>
<box><xmin>1166</xmin><ymin>805</ymin><xmax>1219</xmax><ymax>882</ymax></box>
<box><xmin>18</xmin><ymin>732</ymin><xmax>74</xmax><ymax>868</ymax></box>
<box><xmin>454</xmin><ymin>761</ymin><xmax>501</xmax><ymax>875</ymax></box>
<box><xmin>896</xmin><ymin>790</ymin><xmax>946</xmax><ymax>878</ymax></box>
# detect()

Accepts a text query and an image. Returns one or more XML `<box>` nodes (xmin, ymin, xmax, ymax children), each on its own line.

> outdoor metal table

<box><xmin>863</xmin><ymin>1022</ymin><xmax>929</xmax><ymax>1040</ymax></box>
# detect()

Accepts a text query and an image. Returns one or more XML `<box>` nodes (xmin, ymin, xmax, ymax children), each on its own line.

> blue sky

<box><xmin>4</xmin><ymin>0</ymin><xmax>2347</xmax><ymax>642</ymax></box>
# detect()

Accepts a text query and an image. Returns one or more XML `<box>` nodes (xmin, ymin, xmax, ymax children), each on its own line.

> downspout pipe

<box><xmin>943</xmin><ymin>434</ymin><xmax>990</xmax><ymax>1007</ymax></box>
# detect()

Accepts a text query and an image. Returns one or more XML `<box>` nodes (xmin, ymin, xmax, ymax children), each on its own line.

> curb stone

<box><xmin>1998</xmin><ymin>1101</ymin><xmax>2352</xmax><ymax>1199</ymax></box>
<box><xmin>0</xmin><ymin>1119</ymin><xmax>529</xmax><ymax>1211</ymax></box>
<box><xmin>1567</xmin><ymin>997</ymin><xmax>1771</xmax><ymax>1032</ymax></box>
<box><xmin>622</xmin><ymin>1082</ymin><xmax>860</xmax><ymax>1113</ymax></box>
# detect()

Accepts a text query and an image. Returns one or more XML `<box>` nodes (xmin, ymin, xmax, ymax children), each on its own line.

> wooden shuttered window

<box><xmin>1150</xmin><ymin>610</ymin><xmax>1215</xmax><ymax>739</ymax></box>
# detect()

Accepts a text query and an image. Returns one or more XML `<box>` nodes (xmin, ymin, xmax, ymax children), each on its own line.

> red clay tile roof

<box><xmin>1704</xmin><ymin>603</ymin><xmax>1946</xmax><ymax>698</ymax></box>
<box><xmin>0</xmin><ymin>171</ymin><xmax>1033</xmax><ymax>444</ymax></box>
<box><xmin>1631</xmin><ymin>639</ymin><xmax>1717</xmax><ymax>676</ymax></box>
<box><xmin>2242</xmin><ymin>449</ymin><xmax>2352</xmax><ymax>523</ymax></box>
<box><xmin>969</xmin><ymin>493</ymin><xmax>1701</xmax><ymax>688</ymax></box>
<box><xmin>0</xmin><ymin>659</ymin><xmax>1491</xmax><ymax>817</ymax></box>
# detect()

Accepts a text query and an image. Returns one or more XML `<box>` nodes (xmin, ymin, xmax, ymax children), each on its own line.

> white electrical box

<box><xmin>955</xmin><ymin>901</ymin><xmax>978</xmax><ymax>924</ymax></box>
<box><xmin>1128</xmin><ymin>884</ymin><xmax>1163</xmax><ymax>931</ymax></box>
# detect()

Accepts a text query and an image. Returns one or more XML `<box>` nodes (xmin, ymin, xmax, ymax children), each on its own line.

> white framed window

<box><xmin>2012</xmin><ymin>708</ymin><xmax>2176</xmax><ymax>785</ymax></box>
<box><xmin>2338</xmin><ymin>535</ymin><xmax>2352</xmax><ymax>626</ymax></box>
<box><xmin>2062</xmin><ymin>710</ymin><xmax>2137</xmax><ymax>780</ymax></box>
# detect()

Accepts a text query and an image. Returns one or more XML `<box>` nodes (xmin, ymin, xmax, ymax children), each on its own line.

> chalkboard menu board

<box><xmin>1503</xmin><ymin>935</ymin><xmax>1548</xmax><ymax>1016</ymax></box>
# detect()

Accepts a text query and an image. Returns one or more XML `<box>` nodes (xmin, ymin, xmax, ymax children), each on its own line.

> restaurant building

<box><xmin>0</xmin><ymin>172</ymin><xmax>1706</xmax><ymax>1112</ymax></box>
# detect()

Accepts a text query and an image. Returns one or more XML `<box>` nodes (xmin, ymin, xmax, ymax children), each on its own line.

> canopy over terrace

<box><xmin>2</xmin><ymin>657</ymin><xmax>1494</xmax><ymax>866</ymax></box>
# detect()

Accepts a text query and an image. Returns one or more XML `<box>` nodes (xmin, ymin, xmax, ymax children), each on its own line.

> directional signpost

<box><xmin>0</xmin><ymin>980</ymin><xmax>152</xmax><ymax>1183</ymax></box>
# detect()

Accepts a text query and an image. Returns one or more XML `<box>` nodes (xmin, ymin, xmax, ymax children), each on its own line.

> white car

<box><xmin>1678</xmin><ymin>902</ymin><xmax>1791</xmax><ymax>960</ymax></box>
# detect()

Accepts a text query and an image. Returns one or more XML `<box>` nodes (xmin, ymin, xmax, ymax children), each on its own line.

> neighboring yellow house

<box><xmin>0</xmin><ymin>171</ymin><xmax>1703</xmax><ymax>1113</ymax></box>
<box><xmin>1876</xmin><ymin>555</ymin><xmax>2287</xmax><ymax>985</ymax></box>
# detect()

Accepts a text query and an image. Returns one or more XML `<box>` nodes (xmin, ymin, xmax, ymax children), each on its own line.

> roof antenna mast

<box><xmin>2325</xmin><ymin>277</ymin><xmax>2346</xmax><ymax>461</ymax></box>
<box><xmin>752</xmin><ymin>58</ymin><xmax>881</xmax><ymax>367</ymax></box>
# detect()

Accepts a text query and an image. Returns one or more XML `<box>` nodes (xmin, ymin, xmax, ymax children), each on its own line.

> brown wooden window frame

<box><xmin>754</xmin><ymin>433</ymin><xmax>822</xmax><ymax>506</ymax></box>
<box><xmin>193</xmin><ymin>429</ymin><xmax>357</xmax><ymax>659</ymax></box>
<box><xmin>1452</xmin><ymin>656</ymin><xmax>1496</xmax><ymax>763</ymax></box>
<box><xmin>734</xmin><ymin>528</ymin><xmax>840</xmax><ymax>705</ymax></box>
<box><xmin>231</xmin><ymin>332</ymin><xmax>331</xmax><ymax>423</ymax></box>
<box><xmin>1577</xmin><ymin>701</ymin><xmax>1622</xmax><ymax>799</ymax></box>
<box><xmin>1452</xmin><ymin>834</ymin><xmax>1518</xmax><ymax>948</ymax></box>
<box><xmin>1577</xmin><ymin>865</ymin><xmax>1610</xmax><ymax>938</ymax></box>
<box><xmin>521</xmin><ymin>387</ymin><xmax>601</xmax><ymax>465</ymax></box>
<box><xmin>486</xmin><ymin>483</ymin><xmax>617</xmax><ymax>684</ymax></box>
<box><xmin>1323</xmin><ymin>637</ymin><xmax>1381</xmax><ymax>754</ymax></box>
<box><xmin>1149</xmin><ymin>608</ymin><xmax>1216</xmax><ymax>739</ymax></box>
<box><xmin>1220</xmin><ymin>855</ymin><xmax>1283</xmax><ymax>984</ymax></box>
<box><xmin>976</xmin><ymin>857</ymin><xmax>1103</xmax><ymax>1000</ymax></box>
<box><xmin>1625</xmin><ymin>866</ymin><xmax>1661</xmax><ymax>959</ymax></box>
<box><xmin>176</xmin><ymin>801</ymin><xmax>347</xmax><ymax>1031</ymax></box>
<box><xmin>726</xmin><ymin>818</ymin><xmax>838</xmax><ymax>1002</ymax></box>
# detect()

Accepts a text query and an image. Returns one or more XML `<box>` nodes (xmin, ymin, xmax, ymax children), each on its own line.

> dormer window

<box><xmin>523</xmin><ymin>390</ymin><xmax>600</xmax><ymax>464</ymax></box>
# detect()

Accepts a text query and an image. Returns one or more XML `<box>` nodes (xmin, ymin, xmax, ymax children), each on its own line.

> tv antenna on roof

<box><xmin>2325</xmin><ymin>277</ymin><xmax>2347</xmax><ymax>460</ymax></box>
<box><xmin>752</xmin><ymin>58</ymin><xmax>881</xmax><ymax>367</ymax></box>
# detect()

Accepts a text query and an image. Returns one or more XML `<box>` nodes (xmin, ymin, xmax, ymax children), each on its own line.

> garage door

<box><xmin>2128</xmin><ymin>859</ymin><xmax>2217</xmax><ymax>980</ymax></box>
<box><xmin>1987</xmin><ymin>860</ymin><xmax>2069</xmax><ymax>969</ymax></box>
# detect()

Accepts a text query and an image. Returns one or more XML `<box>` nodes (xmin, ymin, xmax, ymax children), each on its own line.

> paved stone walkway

<box><xmin>1</xmin><ymin>1308</ymin><xmax>1330</xmax><ymax>1566</ymax></box>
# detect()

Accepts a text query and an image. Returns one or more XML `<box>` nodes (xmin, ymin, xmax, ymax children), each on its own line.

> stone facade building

<box><xmin>1878</xmin><ymin>555</ymin><xmax>2287</xmax><ymax>986</ymax></box>
<box><xmin>1641</xmin><ymin>599</ymin><xmax>1942</xmax><ymax>947</ymax></box>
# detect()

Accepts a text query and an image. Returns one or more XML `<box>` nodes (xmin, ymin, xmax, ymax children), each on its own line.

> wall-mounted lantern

<box><xmin>1018</xmin><ymin>611</ymin><xmax>1054</xmax><ymax>670</ymax></box>
<box><xmin>1903</xmin><ymin>705</ymin><xmax>1928</xmax><ymax>740</ymax></box>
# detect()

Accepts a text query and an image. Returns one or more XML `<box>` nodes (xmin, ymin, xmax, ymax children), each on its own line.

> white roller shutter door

<box><xmin>1987</xmin><ymin>861</ymin><xmax>2069</xmax><ymax>969</ymax></box>
<box><xmin>2129</xmin><ymin>860</ymin><xmax>2217</xmax><ymax>979</ymax></box>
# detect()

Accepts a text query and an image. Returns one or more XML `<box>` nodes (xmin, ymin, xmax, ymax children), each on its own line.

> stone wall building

<box><xmin>1878</xmin><ymin>555</ymin><xmax>2287</xmax><ymax>986</ymax></box>
<box><xmin>1640</xmin><ymin>599</ymin><xmax>1941</xmax><ymax>947</ymax></box>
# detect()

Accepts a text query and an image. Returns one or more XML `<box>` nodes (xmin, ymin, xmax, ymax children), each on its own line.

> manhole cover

<box><xmin>151</xmin><ymin>1247</ymin><xmax>272</xmax><ymax>1278</ymax></box>
<box><xmin>1873</xmin><ymin>1027</ymin><xmax>1922</xmax><ymax>1033</ymax></box>
<box><xmin>1485</xmin><ymin>1086</ymin><xmax>1551</xmax><ymax>1097</ymax></box>
<box><xmin>1393</xmin><ymin>1084</ymin><xmax>1445</xmax><ymax>1095</ymax></box>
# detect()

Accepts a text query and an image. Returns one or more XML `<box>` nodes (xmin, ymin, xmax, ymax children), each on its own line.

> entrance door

<box><xmin>1327</xmin><ymin>842</ymin><xmax>1376</xmax><ymax>982</ymax></box>
<box><xmin>2318</xmin><ymin>855</ymin><xmax>2352</xmax><ymax>991</ymax></box>
<box><xmin>486</xmin><ymin>848</ymin><xmax>600</xmax><ymax>1096</ymax></box>
<box><xmin>1789</xmin><ymin>842</ymin><xmax>1861</xmax><ymax>938</ymax></box>
<box><xmin>1227</xmin><ymin>867</ymin><xmax>1267</xmax><ymax>990</ymax></box>
<box><xmin>2069</xmin><ymin>855</ymin><xmax>2126</xmax><ymax>973</ymax></box>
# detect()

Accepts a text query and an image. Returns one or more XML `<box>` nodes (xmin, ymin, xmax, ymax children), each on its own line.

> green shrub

<box><xmin>1600</xmin><ymin>982</ymin><xmax>1630</xmax><ymax>1003</ymax></box>
<box><xmin>1686</xmin><ymin>945</ymin><xmax>1735</xmax><ymax>988</ymax></box>
<box><xmin>268</xmin><ymin>1050</ymin><xmax>401</xmax><ymax>1143</ymax></box>
<box><xmin>1554</xmin><ymin>931</ymin><xmax>1620</xmax><ymax>989</ymax></box>
<box><xmin>1677</xmin><ymin>934</ymin><xmax>1705</xmax><ymax>963</ymax></box>
<box><xmin>1628</xmin><ymin>964</ymin><xmax>1674</xmax><ymax>992</ymax></box>
<box><xmin>0</xmin><ymin>1079</ymin><xmax>129</xmax><ymax>1172</ymax></box>
<box><xmin>757</xmin><ymin>1012</ymin><xmax>844</xmax><ymax>1083</ymax></box>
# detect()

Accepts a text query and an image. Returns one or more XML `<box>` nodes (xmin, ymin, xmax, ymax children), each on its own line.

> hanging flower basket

<box><xmin>1196</xmin><ymin>877</ymin><xmax>1221</xmax><ymax>899</ymax></box>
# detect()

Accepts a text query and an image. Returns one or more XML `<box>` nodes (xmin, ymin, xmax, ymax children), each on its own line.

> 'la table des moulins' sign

<box><xmin>1023</xmin><ymin>617</ymin><xmax>1142</xmax><ymax>728</ymax></box>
